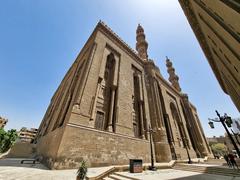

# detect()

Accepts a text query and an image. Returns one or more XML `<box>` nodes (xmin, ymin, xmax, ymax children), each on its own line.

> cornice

<box><xmin>95</xmin><ymin>21</ymin><xmax>145</xmax><ymax>66</ymax></box>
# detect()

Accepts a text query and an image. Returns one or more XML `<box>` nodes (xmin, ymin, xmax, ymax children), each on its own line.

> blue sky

<box><xmin>0</xmin><ymin>0</ymin><xmax>238</xmax><ymax>137</ymax></box>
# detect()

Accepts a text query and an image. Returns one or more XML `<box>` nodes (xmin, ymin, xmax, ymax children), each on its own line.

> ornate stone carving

<box><xmin>166</xmin><ymin>57</ymin><xmax>181</xmax><ymax>92</ymax></box>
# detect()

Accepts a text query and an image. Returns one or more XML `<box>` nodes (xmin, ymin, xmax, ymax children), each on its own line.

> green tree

<box><xmin>0</xmin><ymin>128</ymin><xmax>7</xmax><ymax>152</ymax></box>
<box><xmin>211</xmin><ymin>143</ymin><xmax>228</xmax><ymax>156</ymax></box>
<box><xmin>0</xmin><ymin>128</ymin><xmax>18</xmax><ymax>153</ymax></box>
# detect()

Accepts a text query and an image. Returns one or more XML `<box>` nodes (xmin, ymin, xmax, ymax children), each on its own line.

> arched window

<box><xmin>132</xmin><ymin>74</ymin><xmax>141</xmax><ymax>137</ymax></box>
<box><xmin>95</xmin><ymin>53</ymin><xmax>116</xmax><ymax>131</ymax></box>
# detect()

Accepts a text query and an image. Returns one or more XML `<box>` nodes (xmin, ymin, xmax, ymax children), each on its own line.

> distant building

<box><xmin>207</xmin><ymin>134</ymin><xmax>240</xmax><ymax>153</ymax></box>
<box><xmin>179</xmin><ymin>0</ymin><xmax>240</xmax><ymax>111</ymax></box>
<box><xmin>0</xmin><ymin>117</ymin><xmax>8</xmax><ymax>128</ymax></box>
<box><xmin>18</xmin><ymin>127</ymin><xmax>38</xmax><ymax>143</ymax></box>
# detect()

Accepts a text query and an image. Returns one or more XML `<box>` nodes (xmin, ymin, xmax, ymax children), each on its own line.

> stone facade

<box><xmin>179</xmin><ymin>0</ymin><xmax>240</xmax><ymax>112</ymax></box>
<box><xmin>35</xmin><ymin>21</ymin><xmax>212</xmax><ymax>169</ymax></box>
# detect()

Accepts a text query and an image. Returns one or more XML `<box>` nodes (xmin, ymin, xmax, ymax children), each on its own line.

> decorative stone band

<box><xmin>66</xmin><ymin>122</ymin><xmax>150</xmax><ymax>143</ymax></box>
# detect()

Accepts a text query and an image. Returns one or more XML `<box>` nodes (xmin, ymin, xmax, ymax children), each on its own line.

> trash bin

<box><xmin>129</xmin><ymin>159</ymin><xmax>143</xmax><ymax>173</ymax></box>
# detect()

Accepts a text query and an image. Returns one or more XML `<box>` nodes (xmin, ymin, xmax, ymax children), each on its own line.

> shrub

<box><xmin>0</xmin><ymin>128</ymin><xmax>18</xmax><ymax>153</ymax></box>
<box><xmin>77</xmin><ymin>160</ymin><xmax>87</xmax><ymax>180</ymax></box>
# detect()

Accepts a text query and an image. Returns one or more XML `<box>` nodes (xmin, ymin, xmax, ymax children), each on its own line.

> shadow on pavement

<box><xmin>0</xmin><ymin>158</ymin><xmax>49</xmax><ymax>170</ymax></box>
<box><xmin>171</xmin><ymin>173</ymin><xmax>239</xmax><ymax>180</ymax></box>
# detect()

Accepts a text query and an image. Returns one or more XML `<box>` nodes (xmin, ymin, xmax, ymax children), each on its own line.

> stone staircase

<box><xmin>173</xmin><ymin>163</ymin><xmax>240</xmax><ymax>177</ymax></box>
<box><xmin>102</xmin><ymin>172</ymin><xmax>140</xmax><ymax>180</ymax></box>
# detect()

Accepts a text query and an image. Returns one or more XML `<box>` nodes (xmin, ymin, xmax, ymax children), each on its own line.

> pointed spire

<box><xmin>166</xmin><ymin>57</ymin><xmax>181</xmax><ymax>92</ymax></box>
<box><xmin>136</xmin><ymin>24</ymin><xmax>148</xmax><ymax>60</ymax></box>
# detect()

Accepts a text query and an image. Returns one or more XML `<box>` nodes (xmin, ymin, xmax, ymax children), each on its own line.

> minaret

<box><xmin>166</xmin><ymin>57</ymin><xmax>181</xmax><ymax>92</ymax></box>
<box><xmin>136</xmin><ymin>24</ymin><xmax>148</xmax><ymax>60</ymax></box>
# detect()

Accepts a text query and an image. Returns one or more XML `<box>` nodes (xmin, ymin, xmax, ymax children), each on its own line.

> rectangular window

<box><xmin>95</xmin><ymin>111</ymin><xmax>105</xmax><ymax>130</ymax></box>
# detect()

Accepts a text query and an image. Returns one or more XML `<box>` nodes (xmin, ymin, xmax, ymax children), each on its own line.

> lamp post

<box><xmin>148</xmin><ymin>125</ymin><xmax>156</xmax><ymax>171</ymax></box>
<box><xmin>180</xmin><ymin>123</ymin><xmax>192</xmax><ymax>164</ymax></box>
<box><xmin>182</xmin><ymin>136</ymin><xmax>192</xmax><ymax>164</ymax></box>
<box><xmin>208</xmin><ymin>110</ymin><xmax>240</xmax><ymax>157</ymax></box>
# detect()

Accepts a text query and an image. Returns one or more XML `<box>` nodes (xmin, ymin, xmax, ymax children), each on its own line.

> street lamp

<box><xmin>208</xmin><ymin>121</ymin><xmax>214</xmax><ymax>129</ymax></box>
<box><xmin>208</xmin><ymin>110</ymin><xmax>240</xmax><ymax>157</ymax></box>
<box><xmin>147</xmin><ymin>124</ymin><xmax>156</xmax><ymax>171</ymax></box>
<box><xmin>182</xmin><ymin>136</ymin><xmax>192</xmax><ymax>164</ymax></box>
<box><xmin>179</xmin><ymin>122</ymin><xmax>192</xmax><ymax>164</ymax></box>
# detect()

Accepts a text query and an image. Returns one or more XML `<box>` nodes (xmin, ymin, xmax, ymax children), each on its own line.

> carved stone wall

<box><xmin>36</xmin><ymin>21</ymin><xmax>212</xmax><ymax>169</ymax></box>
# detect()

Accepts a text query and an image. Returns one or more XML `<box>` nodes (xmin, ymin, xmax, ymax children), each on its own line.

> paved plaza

<box><xmin>0</xmin><ymin>158</ymin><xmax>239</xmax><ymax>180</ymax></box>
<box><xmin>116</xmin><ymin>169</ymin><xmax>240</xmax><ymax>180</ymax></box>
